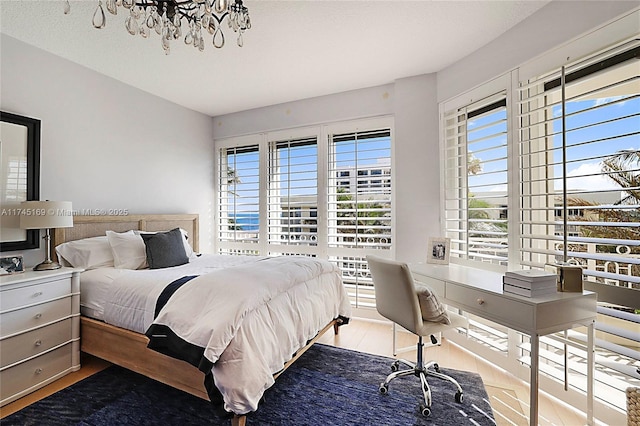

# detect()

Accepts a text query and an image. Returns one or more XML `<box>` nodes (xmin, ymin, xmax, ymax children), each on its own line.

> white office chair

<box><xmin>367</xmin><ymin>255</ymin><xmax>468</xmax><ymax>417</ymax></box>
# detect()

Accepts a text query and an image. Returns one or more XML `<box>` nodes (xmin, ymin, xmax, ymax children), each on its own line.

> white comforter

<box><xmin>100</xmin><ymin>254</ymin><xmax>351</xmax><ymax>414</ymax></box>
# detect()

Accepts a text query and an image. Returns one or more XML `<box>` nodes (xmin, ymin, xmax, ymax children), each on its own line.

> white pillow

<box><xmin>106</xmin><ymin>230</ymin><xmax>147</xmax><ymax>270</ymax></box>
<box><xmin>55</xmin><ymin>236</ymin><xmax>115</xmax><ymax>270</ymax></box>
<box><xmin>135</xmin><ymin>228</ymin><xmax>196</xmax><ymax>260</ymax></box>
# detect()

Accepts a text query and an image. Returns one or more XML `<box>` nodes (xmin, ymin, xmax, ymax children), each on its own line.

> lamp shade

<box><xmin>20</xmin><ymin>201</ymin><xmax>74</xmax><ymax>229</ymax></box>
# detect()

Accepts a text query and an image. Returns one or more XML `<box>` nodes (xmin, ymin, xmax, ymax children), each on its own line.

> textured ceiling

<box><xmin>0</xmin><ymin>0</ymin><xmax>549</xmax><ymax>116</ymax></box>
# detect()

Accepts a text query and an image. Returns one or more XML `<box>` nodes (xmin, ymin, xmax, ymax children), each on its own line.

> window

<box><xmin>218</xmin><ymin>144</ymin><xmax>260</xmax><ymax>245</ymax></box>
<box><xmin>268</xmin><ymin>136</ymin><xmax>318</xmax><ymax>248</ymax></box>
<box><xmin>328</xmin><ymin>129</ymin><xmax>392</xmax><ymax>251</ymax></box>
<box><xmin>443</xmin><ymin>94</ymin><xmax>509</xmax><ymax>266</ymax></box>
<box><xmin>519</xmin><ymin>44</ymin><xmax>639</xmax><ymax>291</ymax></box>
<box><xmin>4</xmin><ymin>158</ymin><xmax>27</xmax><ymax>201</ymax></box>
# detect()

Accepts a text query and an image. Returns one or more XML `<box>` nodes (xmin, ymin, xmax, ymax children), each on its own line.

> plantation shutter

<box><xmin>328</xmin><ymin>129</ymin><xmax>392</xmax><ymax>249</ymax></box>
<box><xmin>268</xmin><ymin>136</ymin><xmax>318</xmax><ymax>253</ymax></box>
<box><xmin>218</xmin><ymin>144</ymin><xmax>260</xmax><ymax>247</ymax></box>
<box><xmin>327</xmin><ymin>127</ymin><xmax>392</xmax><ymax>309</ymax></box>
<box><xmin>518</xmin><ymin>44</ymin><xmax>639</xmax><ymax>291</ymax></box>
<box><xmin>443</xmin><ymin>93</ymin><xmax>509</xmax><ymax>265</ymax></box>
<box><xmin>518</xmin><ymin>43</ymin><xmax>639</xmax><ymax>410</ymax></box>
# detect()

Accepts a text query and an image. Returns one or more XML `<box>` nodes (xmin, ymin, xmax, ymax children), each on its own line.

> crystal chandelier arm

<box><xmin>65</xmin><ymin>0</ymin><xmax>249</xmax><ymax>53</ymax></box>
<box><xmin>210</xmin><ymin>11</ymin><xmax>229</xmax><ymax>25</ymax></box>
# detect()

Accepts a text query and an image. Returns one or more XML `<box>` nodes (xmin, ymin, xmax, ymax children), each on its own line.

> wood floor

<box><xmin>1</xmin><ymin>318</ymin><xmax>589</xmax><ymax>425</ymax></box>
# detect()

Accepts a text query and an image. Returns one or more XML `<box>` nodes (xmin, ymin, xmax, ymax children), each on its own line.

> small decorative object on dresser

<box><xmin>427</xmin><ymin>237</ymin><xmax>450</xmax><ymax>265</ymax></box>
<box><xmin>0</xmin><ymin>268</ymin><xmax>82</xmax><ymax>407</ymax></box>
<box><xmin>0</xmin><ymin>256</ymin><xmax>24</xmax><ymax>274</ymax></box>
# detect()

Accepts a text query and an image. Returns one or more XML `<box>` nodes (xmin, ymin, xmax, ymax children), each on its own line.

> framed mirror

<box><xmin>1</xmin><ymin>111</ymin><xmax>41</xmax><ymax>252</ymax></box>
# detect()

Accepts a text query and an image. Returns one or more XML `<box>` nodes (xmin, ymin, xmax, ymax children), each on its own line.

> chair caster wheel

<box><xmin>433</xmin><ymin>363</ymin><xmax>440</xmax><ymax>372</ymax></box>
<box><xmin>455</xmin><ymin>391</ymin><xmax>464</xmax><ymax>403</ymax></box>
<box><xmin>379</xmin><ymin>383</ymin><xmax>389</xmax><ymax>395</ymax></box>
<box><xmin>391</xmin><ymin>361</ymin><xmax>400</xmax><ymax>372</ymax></box>
<box><xmin>419</xmin><ymin>404</ymin><xmax>431</xmax><ymax>417</ymax></box>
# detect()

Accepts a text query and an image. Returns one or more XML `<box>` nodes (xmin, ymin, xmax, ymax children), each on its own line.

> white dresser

<box><xmin>0</xmin><ymin>268</ymin><xmax>82</xmax><ymax>407</ymax></box>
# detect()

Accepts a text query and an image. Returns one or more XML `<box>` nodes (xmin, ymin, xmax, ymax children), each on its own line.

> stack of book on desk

<box><xmin>502</xmin><ymin>269</ymin><xmax>557</xmax><ymax>297</ymax></box>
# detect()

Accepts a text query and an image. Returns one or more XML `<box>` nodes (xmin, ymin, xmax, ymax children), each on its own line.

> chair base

<box><xmin>378</xmin><ymin>336</ymin><xmax>464</xmax><ymax>417</ymax></box>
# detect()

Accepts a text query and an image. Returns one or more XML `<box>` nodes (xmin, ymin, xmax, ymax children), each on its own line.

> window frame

<box><xmin>440</xmin><ymin>73</ymin><xmax>519</xmax><ymax>270</ymax></box>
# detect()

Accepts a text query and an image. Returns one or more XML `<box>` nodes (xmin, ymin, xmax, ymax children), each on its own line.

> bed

<box><xmin>52</xmin><ymin>214</ymin><xmax>351</xmax><ymax>426</ymax></box>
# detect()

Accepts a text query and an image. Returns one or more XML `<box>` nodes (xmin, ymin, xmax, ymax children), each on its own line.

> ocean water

<box><xmin>233</xmin><ymin>213</ymin><xmax>259</xmax><ymax>231</ymax></box>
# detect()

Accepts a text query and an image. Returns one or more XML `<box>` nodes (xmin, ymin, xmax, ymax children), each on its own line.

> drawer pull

<box><xmin>33</xmin><ymin>291</ymin><xmax>43</xmax><ymax>297</ymax></box>
<box><xmin>34</xmin><ymin>313</ymin><xmax>42</xmax><ymax>319</ymax></box>
<box><xmin>477</xmin><ymin>298</ymin><xmax>485</xmax><ymax>305</ymax></box>
<box><xmin>35</xmin><ymin>368</ymin><xmax>43</xmax><ymax>375</ymax></box>
<box><xmin>34</xmin><ymin>340</ymin><xmax>42</xmax><ymax>347</ymax></box>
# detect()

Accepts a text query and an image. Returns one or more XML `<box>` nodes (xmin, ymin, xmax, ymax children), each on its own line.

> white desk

<box><xmin>411</xmin><ymin>263</ymin><xmax>597</xmax><ymax>426</ymax></box>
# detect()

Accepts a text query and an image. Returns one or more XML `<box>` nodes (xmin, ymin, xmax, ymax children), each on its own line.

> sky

<box><xmin>467</xmin><ymin>90</ymin><xmax>639</xmax><ymax>199</ymax></box>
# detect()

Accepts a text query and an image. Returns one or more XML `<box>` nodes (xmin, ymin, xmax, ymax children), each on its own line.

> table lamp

<box><xmin>20</xmin><ymin>200</ymin><xmax>73</xmax><ymax>271</ymax></box>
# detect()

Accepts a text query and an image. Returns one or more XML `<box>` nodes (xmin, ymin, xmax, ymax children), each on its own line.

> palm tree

<box><xmin>226</xmin><ymin>168</ymin><xmax>241</xmax><ymax>196</ymax></box>
<box><xmin>602</xmin><ymin>149</ymin><xmax>640</xmax><ymax>205</ymax></box>
<box><xmin>468</xmin><ymin>153</ymin><xmax>482</xmax><ymax>175</ymax></box>
<box><xmin>336</xmin><ymin>188</ymin><xmax>390</xmax><ymax>244</ymax></box>
<box><xmin>225</xmin><ymin>168</ymin><xmax>243</xmax><ymax>230</ymax></box>
<box><xmin>566</xmin><ymin>150</ymin><xmax>640</xmax><ymax>290</ymax></box>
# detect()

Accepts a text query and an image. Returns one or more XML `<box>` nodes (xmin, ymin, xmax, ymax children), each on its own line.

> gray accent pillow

<box><xmin>415</xmin><ymin>282</ymin><xmax>451</xmax><ymax>325</ymax></box>
<box><xmin>141</xmin><ymin>228</ymin><xmax>189</xmax><ymax>269</ymax></box>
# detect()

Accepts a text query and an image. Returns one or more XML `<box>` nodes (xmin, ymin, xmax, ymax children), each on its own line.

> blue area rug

<box><xmin>3</xmin><ymin>344</ymin><xmax>495</xmax><ymax>425</ymax></box>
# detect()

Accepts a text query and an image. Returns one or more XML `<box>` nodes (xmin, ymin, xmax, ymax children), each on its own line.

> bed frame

<box><xmin>53</xmin><ymin>214</ymin><xmax>340</xmax><ymax>426</ymax></box>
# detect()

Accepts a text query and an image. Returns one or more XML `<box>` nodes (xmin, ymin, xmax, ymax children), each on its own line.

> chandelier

<box><xmin>63</xmin><ymin>0</ymin><xmax>251</xmax><ymax>54</ymax></box>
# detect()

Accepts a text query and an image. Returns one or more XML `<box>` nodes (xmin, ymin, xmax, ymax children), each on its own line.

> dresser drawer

<box><xmin>0</xmin><ymin>343</ymin><xmax>73</xmax><ymax>403</ymax></box>
<box><xmin>0</xmin><ymin>298</ymin><xmax>72</xmax><ymax>337</ymax></box>
<box><xmin>0</xmin><ymin>277</ymin><xmax>71</xmax><ymax>312</ymax></box>
<box><xmin>446</xmin><ymin>283</ymin><xmax>534</xmax><ymax>330</ymax></box>
<box><xmin>0</xmin><ymin>319</ymin><xmax>72</xmax><ymax>368</ymax></box>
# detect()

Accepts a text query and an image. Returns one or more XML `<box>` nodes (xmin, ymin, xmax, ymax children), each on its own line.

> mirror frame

<box><xmin>1</xmin><ymin>111</ymin><xmax>41</xmax><ymax>252</ymax></box>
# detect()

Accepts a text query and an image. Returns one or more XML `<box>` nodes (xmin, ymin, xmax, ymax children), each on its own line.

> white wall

<box><xmin>392</xmin><ymin>74</ymin><xmax>440</xmax><ymax>262</ymax></box>
<box><xmin>212</xmin><ymin>83</ymin><xmax>395</xmax><ymax>138</ymax></box>
<box><xmin>437</xmin><ymin>1</ymin><xmax>639</xmax><ymax>102</ymax></box>
<box><xmin>1</xmin><ymin>34</ymin><xmax>216</xmax><ymax>266</ymax></box>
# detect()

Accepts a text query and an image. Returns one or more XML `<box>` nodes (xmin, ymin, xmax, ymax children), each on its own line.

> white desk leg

<box><xmin>530</xmin><ymin>333</ymin><xmax>539</xmax><ymax>426</ymax></box>
<box><xmin>587</xmin><ymin>321</ymin><xmax>595</xmax><ymax>425</ymax></box>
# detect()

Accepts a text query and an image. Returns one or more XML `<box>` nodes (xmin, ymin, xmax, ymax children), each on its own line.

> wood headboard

<box><xmin>52</xmin><ymin>214</ymin><xmax>199</xmax><ymax>260</ymax></box>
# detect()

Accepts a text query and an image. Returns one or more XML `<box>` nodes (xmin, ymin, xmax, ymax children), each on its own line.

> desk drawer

<box><xmin>0</xmin><ymin>343</ymin><xmax>73</xmax><ymax>403</ymax></box>
<box><xmin>0</xmin><ymin>277</ymin><xmax>71</xmax><ymax>312</ymax></box>
<box><xmin>0</xmin><ymin>298</ymin><xmax>72</xmax><ymax>337</ymax></box>
<box><xmin>446</xmin><ymin>284</ymin><xmax>534</xmax><ymax>330</ymax></box>
<box><xmin>414</xmin><ymin>276</ymin><xmax>445</xmax><ymax>298</ymax></box>
<box><xmin>0</xmin><ymin>319</ymin><xmax>72</xmax><ymax>368</ymax></box>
